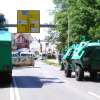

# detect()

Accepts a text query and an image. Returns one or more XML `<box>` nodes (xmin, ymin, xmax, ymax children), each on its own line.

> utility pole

<box><xmin>68</xmin><ymin>15</ymin><xmax>70</xmax><ymax>48</ymax></box>
<box><xmin>68</xmin><ymin>0</ymin><xmax>70</xmax><ymax>48</ymax></box>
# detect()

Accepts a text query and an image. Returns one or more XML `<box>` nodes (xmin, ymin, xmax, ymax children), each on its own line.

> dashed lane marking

<box><xmin>10</xmin><ymin>85</ymin><xmax>14</xmax><ymax>100</ymax></box>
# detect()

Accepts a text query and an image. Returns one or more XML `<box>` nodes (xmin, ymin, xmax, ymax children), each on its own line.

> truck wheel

<box><xmin>64</xmin><ymin>65</ymin><xmax>71</xmax><ymax>77</ymax></box>
<box><xmin>75</xmin><ymin>65</ymin><xmax>84</xmax><ymax>81</ymax></box>
<box><xmin>7</xmin><ymin>73</ymin><xmax>12</xmax><ymax>84</ymax></box>
<box><xmin>0</xmin><ymin>72</ymin><xmax>12</xmax><ymax>86</ymax></box>
<box><xmin>90</xmin><ymin>71</ymin><xmax>97</xmax><ymax>81</ymax></box>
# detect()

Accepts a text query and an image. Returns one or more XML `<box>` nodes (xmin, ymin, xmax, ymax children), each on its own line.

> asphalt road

<box><xmin>0</xmin><ymin>60</ymin><xmax>100</xmax><ymax>100</ymax></box>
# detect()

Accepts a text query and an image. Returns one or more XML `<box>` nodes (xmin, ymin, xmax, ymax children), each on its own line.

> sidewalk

<box><xmin>43</xmin><ymin>59</ymin><xmax>60</xmax><ymax>67</ymax></box>
<box><xmin>47</xmin><ymin>59</ymin><xmax>59</xmax><ymax>64</ymax></box>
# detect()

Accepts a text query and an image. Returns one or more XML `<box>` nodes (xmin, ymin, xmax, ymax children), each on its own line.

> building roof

<box><xmin>12</xmin><ymin>33</ymin><xmax>33</xmax><ymax>41</ymax></box>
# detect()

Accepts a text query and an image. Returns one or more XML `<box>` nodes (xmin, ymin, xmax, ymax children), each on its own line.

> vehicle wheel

<box><xmin>0</xmin><ymin>72</ymin><xmax>12</xmax><ymax>86</ymax></box>
<box><xmin>75</xmin><ymin>65</ymin><xmax>84</xmax><ymax>81</ymax></box>
<box><xmin>64</xmin><ymin>65</ymin><xmax>72</xmax><ymax>77</ymax></box>
<box><xmin>5</xmin><ymin>72</ymin><xmax>12</xmax><ymax>85</ymax></box>
<box><xmin>6</xmin><ymin>78</ymin><xmax>12</xmax><ymax>86</ymax></box>
<box><xmin>90</xmin><ymin>71</ymin><xmax>97</xmax><ymax>81</ymax></box>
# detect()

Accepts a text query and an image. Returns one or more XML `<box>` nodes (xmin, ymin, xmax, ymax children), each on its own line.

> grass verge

<box><xmin>43</xmin><ymin>59</ymin><xmax>60</xmax><ymax>67</ymax></box>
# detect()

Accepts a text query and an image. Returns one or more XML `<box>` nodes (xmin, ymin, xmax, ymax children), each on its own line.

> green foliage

<box><xmin>52</xmin><ymin>0</ymin><xmax>68</xmax><ymax>51</ymax></box>
<box><xmin>52</xmin><ymin>0</ymin><xmax>100</xmax><ymax>51</ymax></box>
<box><xmin>89</xmin><ymin>25</ymin><xmax>100</xmax><ymax>40</ymax></box>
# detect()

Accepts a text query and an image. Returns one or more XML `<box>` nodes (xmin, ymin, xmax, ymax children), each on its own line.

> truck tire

<box><xmin>7</xmin><ymin>72</ymin><xmax>12</xmax><ymax>85</ymax></box>
<box><xmin>64</xmin><ymin>65</ymin><xmax>72</xmax><ymax>77</ymax></box>
<box><xmin>75</xmin><ymin>65</ymin><xmax>84</xmax><ymax>81</ymax></box>
<box><xmin>0</xmin><ymin>72</ymin><xmax>12</xmax><ymax>86</ymax></box>
<box><xmin>90</xmin><ymin>71</ymin><xmax>97</xmax><ymax>81</ymax></box>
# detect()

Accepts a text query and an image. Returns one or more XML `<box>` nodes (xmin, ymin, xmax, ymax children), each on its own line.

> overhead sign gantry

<box><xmin>0</xmin><ymin>10</ymin><xmax>55</xmax><ymax>31</ymax></box>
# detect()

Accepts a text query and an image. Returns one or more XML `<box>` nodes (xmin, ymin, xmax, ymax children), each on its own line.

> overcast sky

<box><xmin>0</xmin><ymin>0</ymin><xmax>55</xmax><ymax>39</ymax></box>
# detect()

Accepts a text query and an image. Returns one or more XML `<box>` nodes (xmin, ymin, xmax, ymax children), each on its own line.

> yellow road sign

<box><xmin>17</xmin><ymin>10</ymin><xmax>40</xmax><ymax>33</ymax></box>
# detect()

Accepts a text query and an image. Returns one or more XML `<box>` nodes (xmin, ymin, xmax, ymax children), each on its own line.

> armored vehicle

<box><xmin>64</xmin><ymin>41</ymin><xmax>100</xmax><ymax>81</ymax></box>
<box><xmin>62</xmin><ymin>44</ymin><xmax>78</xmax><ymax>76</ymax></box>
<box><xmin>0</xmin><ymin>14</ymin><xmax>12</xmax><ymax>84</ymax></box>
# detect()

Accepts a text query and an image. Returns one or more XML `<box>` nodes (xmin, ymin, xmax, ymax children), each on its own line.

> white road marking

<box><xmin>88</xmin><ymin>91</ymin><xmax>100</xmax><ymax>99</ymax></box>
<box><xmin>10</xmin><ymin>78</ymin><xmax>21</xmax><ymax>100</ymax></box>
<box><xmin>13</xmin><ymin>78</ymin><xmax>21</xmax><ymax>100</ymax></box>
<box><xmin>10</xmin><ymin>85</ymin><xmax>14</xmax><ymax>100</ymax></box>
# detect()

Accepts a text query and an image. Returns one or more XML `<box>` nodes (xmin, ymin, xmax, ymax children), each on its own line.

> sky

<box><xmin>0</xmin><ymin>0</ymin><xmax>55</xmax><ymax>39</ymax></box>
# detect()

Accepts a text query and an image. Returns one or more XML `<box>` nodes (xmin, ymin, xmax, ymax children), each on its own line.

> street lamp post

<box><xmin>67</xmin><ymin>0</ymin><xmax>70</xmax><ymax>49</ymax></box>
<box><xmin>67</xmin><ymin>30</ymin><xmax>69</xmax><ymax>48</ymax></box>
<box><xmin>68</xmin><ymin>16</ymin><xmax>70</xmax><ymax>48</ymax></box>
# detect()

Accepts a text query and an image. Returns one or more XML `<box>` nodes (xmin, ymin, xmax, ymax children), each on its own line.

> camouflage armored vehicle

<box><xmin>61</xmin><ymin>44</ymin><xmax>78</xmax><ymax>72</ymax></box>
<box><xmin>0</xmin><ymin>14</ymin><xmax>12</xmax><ymax>84</ymax></box>
<box><xmin>64</xmin><ymin>41</ymin><xmax>100</xmax><ymax>81</ymax></box>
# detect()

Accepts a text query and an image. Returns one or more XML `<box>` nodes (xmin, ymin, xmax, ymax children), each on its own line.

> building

<box><xmin>12</xmin><ymin>33</ymin><xmax>33</xmax><ymax>51</ymax></box>
<box><xmin>29</xmin><ymin>37</ymin><xmax>40</xmax><ymax>53</ymax></box>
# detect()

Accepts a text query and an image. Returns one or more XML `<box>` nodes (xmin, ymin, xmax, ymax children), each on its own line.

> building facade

<box><xmin>12</xmin><ymin>33</ymin><xmax>33</xmax><ymax>51</ymax></box>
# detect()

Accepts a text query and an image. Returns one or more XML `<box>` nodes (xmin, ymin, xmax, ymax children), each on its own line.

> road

<box><xmin>0</xmin><ymin>60</ymin><xmax>100</xmax><ymax>100</ymax></box>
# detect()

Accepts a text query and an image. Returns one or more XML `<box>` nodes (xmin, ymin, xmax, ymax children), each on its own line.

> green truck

<box><xmin>0</xmin><ymin>14</ymin><xmax>12</xmax><ymax>84</ymax></box>
<box><xmin>64</xmin><ymin>41</ymin><xmax>100</xmax><ymax>81</ymax></box>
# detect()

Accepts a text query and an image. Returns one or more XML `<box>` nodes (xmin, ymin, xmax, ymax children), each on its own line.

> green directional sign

<box><xmin>17</xmin><ymin>10</ymin><xmax>40</xmax><ymax>33</ymax></box>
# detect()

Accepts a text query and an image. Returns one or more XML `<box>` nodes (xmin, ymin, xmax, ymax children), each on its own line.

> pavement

<box><xmin>46</xmin><ymin>59</ymin><xmax>59</xmax><ymax>64</ymax></box>
<box><xmin>12</xmin><ymin>60</ymin><xmax>100</xmax><ymax>100</ymax></box>
<box><xmin>0</xmin><ymin>60</ymin><xmax>100</xmax><ymax>100</ymax></box>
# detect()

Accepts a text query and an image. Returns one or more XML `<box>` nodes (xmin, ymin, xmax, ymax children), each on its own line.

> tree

<box><xmin>68</xmin><ymin>0</ymin><xmax>100</xmax><ymax>41</ymax></box>
<box><xmin>52</xmin><ymin>0</ymin><xmax>100</xmax><ymax>51</ymax></box>
<box><xmin>52</xmin><ymin>0</ymin><xmax>68</xmax><ymax>51</ymax></box>
<box><xmin>45</xmin><ymin>28</ymin><xmax>59</xmax><ymax>44</ymax></box>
